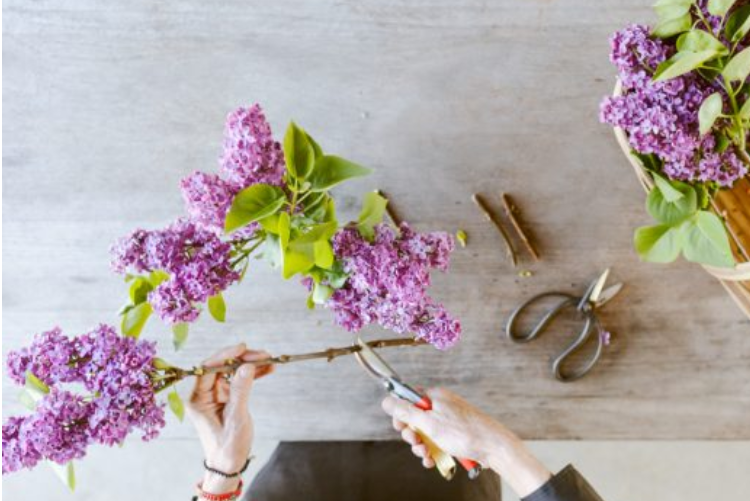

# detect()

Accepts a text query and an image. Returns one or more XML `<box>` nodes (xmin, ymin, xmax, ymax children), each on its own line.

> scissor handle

<box><xmin>392</xmin><ymin>381</ymin><xmax>482</xmax><ymax>479</ymax></box>
<box><xmin>551</xmin><ymin>315</ymin><xmax>605</xmax><ymax>382</ymax></box>
<box><xmin>505</xmin><ymin>292</ymin><xmax>578</xmax><ymax>343</ymax></box>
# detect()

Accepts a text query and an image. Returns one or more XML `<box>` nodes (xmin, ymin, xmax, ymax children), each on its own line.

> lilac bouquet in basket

<box><xmin>600</xmin><ymin>0</ymin><xmax>750</xmax><ymax>267</ymax></box>
<box><xmin>3</xmin><ymin>105</ymin><xmax>461</xmax><ymax>487</ymax></box>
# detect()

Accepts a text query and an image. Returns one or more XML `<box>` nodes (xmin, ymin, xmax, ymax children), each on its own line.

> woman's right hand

<box><xmin>381</xmin><ymin>387</ymin><xmax>551</xmax><ymax>497</ymax></box>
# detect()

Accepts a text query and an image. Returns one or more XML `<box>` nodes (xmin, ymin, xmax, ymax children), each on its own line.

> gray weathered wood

<box><xmin>3</xmin><ymin>0</ymin><xmax>749</xmax><ymax>445</ymax></box>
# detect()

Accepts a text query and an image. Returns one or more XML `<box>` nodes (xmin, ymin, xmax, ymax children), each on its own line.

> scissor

<box><xmin>353</xmin><ymin>338</ymin><xmax>483</xmax><ymax>480</ymax></box>
<box><xmin>505</xmin><ymin>268</ymin><xmax>623</xmax><ymax>382</ymax></box>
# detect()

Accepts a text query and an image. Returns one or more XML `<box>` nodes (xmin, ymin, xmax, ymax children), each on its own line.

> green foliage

<box><xmin>49</xmin><ymin>461</ymin><xmax>76</xmax><ymax>492</ymax></box>
<box><xmin>654</xmin><ymin>50</ymin><xmax>720</xmax><ymax>82</ymax></box>
<box><xmin>456</xmin><ymin>229</ymin><xmax>468</xmax><ymax>247</ymax></box>
<box><xmin>307</xmin><ymin>156</ymin><xmax>371</xmax><ymax>192</ymax></box>
<box><xmin>653</xmin><ymin>0</ymin><xmax>693</xmax><ymax>38</ymax></box>
<box><xmin>723</xmin><ymin>46</ymin><xmax>750</xmax><ymax>83</ymax></box>
<box><xmin>284</xmin><ymin>122</ymin><xmax>316</xmax><ymax>180</ymax></box>
<box><xmin>634</xmin><ymin>174</ymin><xmax>736</xmax><ymax>268</ymax></box>
<box><xmin>207</xmin><ymin>293</ymin><xmax>226</xmax><ymax>322</ymax></box>
<box><xmin>25</xmin><ymin>371</ymin><xmax>50</xmax><ymax>397</ymax></box>
<box><xmin>121</xmin><ymin>302</ymin><xmax>152</xmax><ymax>338</ymax></box>
<box><xmin>225</xmin><ymin>184</ymin><xmax>286</xmax><ymax>233</ymax></box>
<box><xmin>725</xmin><ymin>5</ymin><xmax>750</xmax><ymax>42</ymax></box>
<box><xmin>357</xmin><ymin>191</ymin><xmax>388</xmax><ymax>240</ymax></box>
<box><xmin>698</xmin><ymin>92</ymin><xmax>724</xmax><ymax>135</ymax></box>
<box><xmin>172</xmin><ymin>323</ymin><xmax>189</xmax><ymax>351</ymax></box>
<box><xmin>707</xmin><ymin>0</ymin><xmax>737</xmax><ymax>17</ymax></box>
<box><xmin>167</xmin><ymin>389</ymin><xmax>185</xmax><ymax>422</ymax></box>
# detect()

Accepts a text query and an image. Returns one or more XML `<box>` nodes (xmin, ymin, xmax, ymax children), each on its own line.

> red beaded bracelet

<box><xmin>195</xmin><ymin>479</ymin><xmax>243</xmax><ymax>501</ymax></box>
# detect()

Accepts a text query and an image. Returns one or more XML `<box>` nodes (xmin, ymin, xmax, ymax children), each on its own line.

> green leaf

<box><xmin>306</xmin><ymin>132</ymin><xmax>324</xmax><ymax>158</ymax></box>
<box><xmin>25</xmin><ymin>372</ymin><xmax>49</xmax><ymax>399</ymax></box>
<box><xmin>646</xmin><ymin>183</ymin><xmax>698</xmax><ymax>225</ymax></box>
<box><xmin>653</xmin><ymin>13</ymin><xmax>692</xmax><ymax>38</ymax></box>
<box><xmin>357</xmin><ymin>191</ymin><xmax>388</xmax><ymax>240</ymax></box>
<box><xmin>49</xmin><ymin>461</ymin><xmax>76</xmax><ymax>492</ymax></box>
<box><xmin>172</xmin><ymin>323</ymin><xmax>189</xmax><ymax>350</ymax></box>
<box><xmin>283</xmin><ymin>122</ymin><xmax>315</xmax><ymax>179</ymax></box>
<box><xmin>695</xmin><ymin>183</ymin><xmax>711</xmax><ymax>209</ymax></box>
<box><xmin>739</xmin><ymin>98</ymin><xmax>750</xmax><ymax>120</ymax></box>
<box><xmin>225</xmin><ymin>184</ymin><xmax>286</xmax><ymax>233</ymax></box>
<box><xmin>18</xmin><ymin>389</ymin><xmax>38</xmax><ymax>410</ymax></box>
<box><xmin>676</xmin><ymin>30</ymin><xmax>728</xmax><ymax>55</ymax></box>
<box><xmin>312</xmin><ymin>282</ymin><xmax>334</xmax><ymax>305</ymax></box>
<box><xmin>128</xmin><ymin>277</ymin><xmax>153</xmax><ymax>304</ymax></box>
<box><xmin>148</xmin><ymin>270</ymin><xmax>170</xmax><ymax>288</ymax></box>
<box><xmin>654</xmin><ymin>0</ymin><xmax>693</xmax><ymax>18</ymax></box>
<box><xmin>168</xmin><ymin>389</ymin><xmax>185</xmax><ymax>422</ymax></box>
<box><xmin>207</xmin><ymin>293</ymin><xmax>226</xmax><ymax>322</ymax></box>
<box><xmin>634</xmin><ymin>224</ymin><xmax>684</xmax><ymax>263</ymax></box>
<box><xmin>681</xmin><ymin>211</ymin><xmax>736</xmax><ymax>267</ymax></box>
<box><xmin>314</xmin><ymin>240</ymin><xmax>334</xmax><ymax>269</ymax></box>
<box><xmin>278</xmin><ymin>211</ymin><xmax>291</xmax><ymax>251</ymax></box>
<box><xmin>293</xmin><ymin>221</ymin><xmax>337</xmax><ymax>244</ymax></box>
<box><xmin>652</xmin><ymin>173</ymin><xmax>686</xmax><ymax>202</ymax></box>
<box><xmin>654</xmin><ymin>50</ymin><xmax>719</xmax><ymax>82</ymax></box>
<box><xmin>725</xmin><ymin>5</ymin><xmax>750</xmax><ymax>41</ymax></box>
<box><xmin>259</xmin><ymin>213</ymin><xmax>280</xmax><ymax>234</ymax></box>
<box><xmin>723</xmin><ymin>46</ymin><xmax>750</xmax><ymax>82</ymax></box>
<box><xmin>306</xmin><ymin>294</ymin><xmax>315</xmax><ymax>309</ymax></box>
<box><xmin>307</xmin><ymin>155</ymin><xmax>371</xmax><ymax>192</ymax></box>
<box><xmin>152</xmin><ymin>358</ymin><xmax>173</xmax><ymax>370</ymax></box>
<box><xmin>282</xmin><ymin>250</ymin><xmax>315</xmax><ymax>279</ymax></box>
<box><xmin>698</xmin><ymin>92</ymin><xmax>724</xmax><ymax>136</ymax></box>
<box><xmin>707</xmin><ymin>0</ymin><xmax>737</xmax><ymax>16</ymax></box>
<box><xmin>121</xmin><ymin>302</ymin><xmax>152</xmax><ymax>338</ymax></box>
<box><xmin>263</xmin><ymin>234</ymin><xmax>282</xmax><ymax>268</ymax></box>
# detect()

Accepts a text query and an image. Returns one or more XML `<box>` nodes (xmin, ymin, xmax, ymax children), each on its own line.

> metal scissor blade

<box><xmin>353</xmin><ymin>338</ymin><xmax>400</xmax><ymax>381</ymax></box>
<box><xmin>595</xmin><ymin>283</ymin><xmax>623</xmax><ymax>308</ymax></box>
<box><xmin>587</xmin><ymin>268</ymin><xmax>611</xmax><ymax>304</ymax></box>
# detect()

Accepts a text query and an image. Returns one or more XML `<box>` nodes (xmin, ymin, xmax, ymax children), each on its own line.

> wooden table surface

<box><xmin>3</xmin><ymin>0</ymin><xmax>749</xmax><ymax>441</ymax></box>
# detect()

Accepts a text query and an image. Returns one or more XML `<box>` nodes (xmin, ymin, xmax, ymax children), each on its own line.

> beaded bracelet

<box><xmin>203</xmin><ymin>457</ymin><xmax>252</xmax><ymax>478</ymax></box>
<box><xmin>194</xmin><ymin>479</ymin><xmax>243</xmax><ymax>501</ymax></box>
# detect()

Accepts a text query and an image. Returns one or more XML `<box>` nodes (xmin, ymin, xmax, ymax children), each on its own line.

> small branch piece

<box><xmin>376</xmin><ymin>190</ymin><xmax>403</xmax><ymax>226</ymax></box>
<box><xmin>500</xmin><ymin>193</ymin><xmax>540</xmax><ymax>261</ymax></box>
<box><xmin>472</xmin><ymin>193</ymin><xmax>518</xmax><ymax>266</ymax></box>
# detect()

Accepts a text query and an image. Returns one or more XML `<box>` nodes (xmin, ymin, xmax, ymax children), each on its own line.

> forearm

<box><xmin>483</xmin><ymin>425</ymin><xmax>552</xmax><ymax>498</ymax></box>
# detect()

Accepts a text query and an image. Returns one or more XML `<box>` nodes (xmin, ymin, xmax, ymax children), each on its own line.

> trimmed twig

<box><xmin>710</xmin><ymin>198</ymin><xmax>750</xmax><ymax>263</ymax></box>
<box><xmin>500</xmin><ymin>193</ymin><xmax>540</xmax><ymax>261</ymax></box>
<box><xmin>472</xmin><ymin>193</ymin><xmax>518</xmax><ymax>266</ymax></box>
<box><xmin>175</xmin><ymin>337</ymin><xmax>425</xmax><ymax>380</ymax></box>
<box><xmin>376</xmin><ymin>190</ymin><xmax>403</xmax><ymax>226</ymax></box>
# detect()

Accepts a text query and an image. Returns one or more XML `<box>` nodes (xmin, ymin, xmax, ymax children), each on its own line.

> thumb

<box><xmin>228</xmin><ymin>364</ymin><xmax>256</xmax><ymax>410</ymax></box>
<box><xmin>382</xmin><ymin>396</ymin><xmax>430</xmax><ymax>430</ymax></box>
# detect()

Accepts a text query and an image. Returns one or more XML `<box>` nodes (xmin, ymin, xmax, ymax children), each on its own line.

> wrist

<box><xmin>484</xmin><ymin>431</ymin><xmax>551</xmax><ymax>498</ymax></box>
<box><xmin>201</xmin><ymin>473</ymin><xmax>241</xmax><ymax>497</ymax></box>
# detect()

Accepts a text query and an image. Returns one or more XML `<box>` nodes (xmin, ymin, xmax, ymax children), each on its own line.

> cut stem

<box><xmin>376</xmin><ymin>190</ymin><xmax>403</xmax><ymax>227</ymax></box>
<box><xmin>472</xmin><ymin>193</ymin><xmax>517</xmax><ymax>266</ymax></box>
<box><xmin>500</xmin><ymin>193</ymin><xmax>540</xmax><ymax>261</ymax></box>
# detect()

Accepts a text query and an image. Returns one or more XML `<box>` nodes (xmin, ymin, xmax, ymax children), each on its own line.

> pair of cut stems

<box><xmin>472</xmin><ymin>193</ymin><xmax>540</xmax><ymax>266</ymax></box>
<box><xmin>154</xmin><ymin>337</ymin><xmax>425</xmax><ymax>391</ymax></box>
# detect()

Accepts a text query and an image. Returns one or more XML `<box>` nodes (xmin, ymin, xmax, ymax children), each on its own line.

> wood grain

<box><xmin>2</xmin><ymin>0</ymin><xmax>749</xmax><ymax>442</ymax></box>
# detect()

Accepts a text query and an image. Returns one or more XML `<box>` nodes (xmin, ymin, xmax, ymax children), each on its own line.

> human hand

<box><xmin>382</xmin><ymin>387</ymin><xmax>550</xmax><ymax>496</ymax></box>
<box><xmin>187</xmin><ymin>344</ymin><xmax>273</xmax><ymax>491</ymax></box>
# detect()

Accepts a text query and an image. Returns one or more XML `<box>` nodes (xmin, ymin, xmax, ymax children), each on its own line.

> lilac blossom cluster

<box><xmin>111</xmin><ymin>219</ymin><xmax>239</xmax><ymax>323</ymax></box>
<box><xmin>2</xmin><ymin>325</ymin><xmax>165</xmax><ymax>474</ymax></box>
<box><xmin>327</xmin><ymin>223</ymin><xmax>460</xmax><ymax>349</ymax></box>
<box><xmin>599</xmin><ymin>24</ymin><xmax>748</xmax><ymax>186</ymax></box>
<box><xmin>181</xmin><ymin>105</ymin><xmax>285</xmax><ymax>235</ymax></box>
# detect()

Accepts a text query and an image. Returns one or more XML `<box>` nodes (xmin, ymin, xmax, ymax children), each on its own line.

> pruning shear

<box><xmin>353</xmin><ymin>338</ymin><xmax>482</xmax><ymax>480</ymax></box>
<box><xmin>505</xmin><ymin>268</ymin><xmax>623</xmax><ymax>382</ymax></box>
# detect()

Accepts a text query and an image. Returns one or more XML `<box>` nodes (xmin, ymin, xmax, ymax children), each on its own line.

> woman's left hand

<box><xmin>187</xmin><ymin>343</ymin><xmax>273</xmax><ymax>492</ymax></box>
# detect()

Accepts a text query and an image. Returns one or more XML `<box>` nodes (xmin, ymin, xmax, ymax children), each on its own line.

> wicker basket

<box><xmin>612</xmin><ymin>81</ymin><xmax>750</xmax><ymax>319</ymax></box>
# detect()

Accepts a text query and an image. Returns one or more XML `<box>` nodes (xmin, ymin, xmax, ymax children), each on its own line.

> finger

<box><xmin>227</xmin><ymin>363</ymin><xmax>257</xmax><ymax>411</ymax></box>
<box><xmin>392</xmin><ymin>417</ymin><xmax>406</xmax><ymax>432</ymax></box>
<box><xmin>400</xmin><ymin>427</ymin><xmax>420</xmax><ymax>446</ymax></box>
<box><xmin>411</xmin><ymin>443</ymin><xmax>429</xmax><ymax>459</ymax></box>
<box><xmin>239</xmin><ymin>350</ymin><xmax>271</xmax><ymax>362</ymax></box>
<box><xmin>381</xmin><ymin>396</ymin><xmax>429</xmax><ymax>430</ymax></box>
<box><xmin>215</xmin><ymin>377</ymin><xmax>231</xmax><ymax>404</ymax></box>
<box><xmin>422</xmin><ymin>456</ymin><xmax>435</xmax><ymax>469</ymax></box>
<box><xmin>254</xmin><ymin>365</ymin><xmax>273</xmax><ymax>379</ymax></box>
<box><xmin>194</xmin><ymin>344</ymin><xmax>247</xmax><ymax>394</ymax></box>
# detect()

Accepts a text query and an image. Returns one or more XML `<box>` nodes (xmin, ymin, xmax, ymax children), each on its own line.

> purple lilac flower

<box><xmin>600</xmin><ymin>24</ymin><xmax>749</xmax><ymax>187</ymax></box>
<box><xmin>326</xmin><ymin>223</ymin><xmax>460</xmax><ymax>349</ymax></box>
<box><xmin>180</xmin><ymin>171</ymin><xmax>238</xmax><ymax>234</ymax></box>
<box><xmin>220</xmin><ymin>105</ymin><xmax>285</xmax><ymax>188</ymax></box>
<box><xmin>110</xmin><ymin>220</ymin><xmax>240</xmax><ymax>323</ymax></box>
<box><xmin>2</xmin><ymin>325</ymin><xmax>165</xmax><ymax>474</ymax></box>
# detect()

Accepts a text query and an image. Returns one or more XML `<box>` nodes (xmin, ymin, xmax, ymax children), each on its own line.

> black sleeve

<box><xmin>522</xmin><ymin>465</ymin><xmax>604</xmax><ymax>501</ymax></box>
